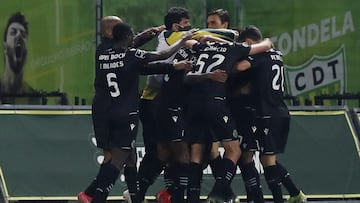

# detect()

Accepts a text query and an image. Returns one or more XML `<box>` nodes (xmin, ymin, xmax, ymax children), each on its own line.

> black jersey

<box><xmin>93</xmin><ymin>47</ymin><xmax>150</xmax><ymax>116</ymax></box>
<box><xmin>187</xmin><ymin>41</ymin><xmax>251</xmax><ymax>100</ymax></box>
<box><xmin>226</xmin><ymin>68</ymin><xmax>257</xmax><ymax>107</ymax></box>
<box><xmin>156</xmin><ymin>47</ymin><xmax>195</xmax><ymax>108</ymax></box>
<box><xmin>248</xmin><ymin>49</ymin><xmax>289</xmax><ymax>117</ymax></box>
<box><xmin>96</xmin><ymin>37</ymin><xmax>113</xmax><ymax>54</ymax></box>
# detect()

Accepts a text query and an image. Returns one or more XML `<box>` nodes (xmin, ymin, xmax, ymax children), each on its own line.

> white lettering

<box><xmin>270</xmin><ymin>54</ymin><xmax>283</xmax><ymax>61</ymax></box>
<box><xmin>278</xmin><ymin>32</ymin><xmax>291</xmax><ymax>55</ymax></box>
<box><xmin>343</xmin><ymin>11</ymin><xmax>355</xmax><ymax>33</ymax></box>
<box><xmin>203</xmin><ymin>45</ymin><xmax>227</xmax><ymax>52</ymax></box>
<box><xmin>331</xmin><ymin>16</ymin><xmax>342</xmax><ymax>38</ymax></box>
<box><xmin>320</xmin><ymin>17</ymin><xmax>331</xmax><ymax>42</ymax></box>
<box><xmin>101</xmin><ymin>61</ymin><xmax>124</xmax><ymax>69</ymax></box>
<box><xmin>98</xmin><ymin>54</ymin><xmax>109</xmax><ymax>60</ymax></box>
<box><xmin>307</xmin><ymin>23</ymin><xmax>319</xmax><ymax>47</ymax></box>
<box><xmin>293</xmin><ymin>27</ymin><xmax>306</xmax><ymax>52</ymax></box>
<box><xmin>273</xmin><ymin>11</ymin><xmax>355</xmax><ymax>55</ymax></box>
<box><xmin>110</xmin><ymin>53</ymin><xmax>125</xmax><ymax>60</ymax></box>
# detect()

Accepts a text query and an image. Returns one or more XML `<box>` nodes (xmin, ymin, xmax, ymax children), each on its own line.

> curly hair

<box><xmin>3</xmin><ymin>12</ymin><xmax>28</xmax><ymax>42</ymax></box>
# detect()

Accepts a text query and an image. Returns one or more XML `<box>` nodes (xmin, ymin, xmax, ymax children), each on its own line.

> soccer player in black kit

<box><xmin>226</xmin><ymin>64</ymin><xmax>264</xmax><ymax>203</ymax></box>
<box><xmin>154</xmin><ymin>47</ymin><xmax>195</xmax><ymax>203</ymax></box>
<box><xmin>226</xmin><ymin>29</ymin><xmax>265</xmax><ymax>203</ymax></box>
<box><xmin>78</xmin><ymin>23</ymin><xmax>193</xmax><ymax>203</ymax></box>
<box><xmin>184</xmin><ymin>36</ymin><xmax>272</xmax><ymax>203</ymax></box>
<box><xmin>235</xmin><ymin>25</ymin><xmax>306</xmax><ymax>203</ymax></box>
<box><xmin>78</xmin><ymin>16</ymin><xmax>175</xmax><ymax>203</ymax></box>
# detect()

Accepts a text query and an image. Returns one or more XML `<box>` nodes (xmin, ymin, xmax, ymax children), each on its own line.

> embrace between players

<box><xmin>78</xmin><ymin>6</ymin><xmax>306</xmax><ymax>203</ymax></box>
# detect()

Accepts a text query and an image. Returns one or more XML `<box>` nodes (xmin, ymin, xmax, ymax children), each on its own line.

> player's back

<box><xmin>250</xmin><ymin>49</ymin><xmax>288</xmax><ymax>117</ymax></box>
<box><xmin>93</xmin><ymin>47</ymin><xmax>147</xmax><ymax>116</ymax></box>
<box><xmin>186</xmin><ymin>41</ymin><xmax>250</xmax><ymax>100</ymax></box>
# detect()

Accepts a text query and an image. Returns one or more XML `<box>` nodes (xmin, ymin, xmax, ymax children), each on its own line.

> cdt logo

<box><xmin>285</xmin><ymin>45</ymin><xmax>346</xmax><ymax>96</ymax></box>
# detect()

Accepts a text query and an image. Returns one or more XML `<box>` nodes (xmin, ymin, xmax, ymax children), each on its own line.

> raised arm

<box><xmin>140</xmin><ymin>60</ymin><xmax>192</xmax><ymax>75</ymax></box>
<box><xmin>248</xmin><ymin>38</ymin><xmax>272</xmax><ymax>55</ymax></box>
<box><xmin>133</xmin><ymin>25</ymin><xmax>165</xmax><ymax>48</ymax></box>
<box><xmin>198</xmin><ymin>35</ymin><xmax>230</xmax><ymax>43</ymax></box>
<box><xmin>145</xmin><ymin>29</ymin><xmax>197</xmax><ymax>63</ymax></box>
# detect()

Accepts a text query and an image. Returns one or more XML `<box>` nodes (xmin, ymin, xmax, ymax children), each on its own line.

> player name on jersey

<box><xmin>270</xmin><ymin>54</ymin><xmax>283</xmax><ymax>62</ymax></box>
<box><xmin>98</xmin><ymin>51</ymin><xmax>126</xmax><ymax>69</ymax></box>
<box><xmin>203</xmin><ymin>43</ymin><xmax>228</xmax><ymax>52</ymax></box>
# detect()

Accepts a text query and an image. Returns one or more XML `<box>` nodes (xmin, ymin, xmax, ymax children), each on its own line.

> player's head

<box><xmin>112</xmin><ymin>23</ymin><xmax>134</xmax><ymax>48</ymax></box>
<box><xmin>237</xmin><ymin>25</ymin><xmax>263</xmax><ymax>44</ymax></box>
<box><xmin>207</xmin><ymin>8</ymin><xmax>230</xmax><ymax>29</ymax></box>
<box><xmin>3</xmin><ymin>12</ymin><xmax>28</xmax><ymax>74</ymax></box>
<box><xmin>164</xmin><ymin>7</ymin><xmax>191</xmax><ymax>31</ymax></box>
<box><xmin>101</xmin><ymin>16</ymin><xmax>123</xmax><ymax>39</ymax></box>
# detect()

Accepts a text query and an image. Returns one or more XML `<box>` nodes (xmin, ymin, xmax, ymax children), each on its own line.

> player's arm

<box><xmin>184</xmin><ymin>36</ymin><xmax>229</xmax><ymax>49</ymax></box>
<box><xmin>248</xmin><ymin>38</ymin><xmax>272</xmax><ymax>55</ymax></box>
<box><xmin>198</xmin><ymin>35</ymin><xmax>230</xmax><ymax>43</ymax></box>
<box><xmin>133</xmin><ymin>25</ymin><xmax>165</xmax><ymax>48</ymax></box>
<box><xmin>140</xmin><ymin>60</ymin><xmax>192</xmax><ymax>75</ymax></box>
<box><xmin>184</xmin><ymin>69</ymin><xmax>227</xmax><ymax>84</ymax></box>
<box><xmin>145</xmin><ymin>29</ymin><xmax>197</xmax><ymax>62</ymax></box>
<box><xmin>236</xmin><ymin>60</ymin><xmax>251</xmax><ymax>72</ymax></box>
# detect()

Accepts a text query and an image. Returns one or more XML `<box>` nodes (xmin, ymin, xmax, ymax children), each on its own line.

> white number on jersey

<box><xmin>272</xmin><ymin>64</ymin><xmax>284</xmax><ymax>91</ymax></box>
<box><xmin>190</xmin><ymin>53</ymin><xmax>225</xmax><ymax>74</ymax></box>
<box><xmin>106</xmin><ymin>73</ymin><xmax>120</xmax><ymax>97</ymax></box>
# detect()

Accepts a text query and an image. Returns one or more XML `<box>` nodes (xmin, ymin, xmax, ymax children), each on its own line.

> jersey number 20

<box><xmin>272</xmin><ymin>64</ymin><xmax>284</xmax><ymax>91</ymax></box>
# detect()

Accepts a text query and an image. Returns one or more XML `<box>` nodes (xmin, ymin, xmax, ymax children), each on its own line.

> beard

<box><xmin>6</xmin><ymin>37</ymin><xmax>27</xmax><ymax>74</ymax></box>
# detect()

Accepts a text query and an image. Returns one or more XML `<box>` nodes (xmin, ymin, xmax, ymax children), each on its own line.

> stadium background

<box><xmin>0</xmin><ymin>0</ymin><xmax>359</xmax><ymax>106</ymax></box>
<box><xmin>0</xmin><ymin>0</ymin><xmax>359</xmax><ymax>202</ymax></box>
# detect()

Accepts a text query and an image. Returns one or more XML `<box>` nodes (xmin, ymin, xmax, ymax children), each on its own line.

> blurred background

<box><xmin>0</xmin><ymin>0</ymin><xmax>359</xmax><ymax>106</ymax></box>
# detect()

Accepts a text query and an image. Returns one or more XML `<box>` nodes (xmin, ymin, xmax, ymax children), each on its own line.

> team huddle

<box><xmin>77</xmin><ymin>6</ymin><xmax>307</xmax><ymax>203</ymax></box>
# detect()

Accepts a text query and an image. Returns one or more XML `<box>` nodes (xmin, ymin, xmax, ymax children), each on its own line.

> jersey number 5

<box><xmin>272</xmin><ymin>64</ymin><xmax>284</xmax><ymax>91</ymax></box>
<box><xmin>106</xmin><ymin>73</ymin><xmax>120</xmax><ymax>97</ymax></box>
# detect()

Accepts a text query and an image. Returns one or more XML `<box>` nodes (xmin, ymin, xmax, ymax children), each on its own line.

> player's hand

<box><xmin>143</xmin><ymin>25</ymin><xmax>165</xmax><ymax>37</ymax></box>
<box><xmin>199</xmin><ymin>35</ymin><xmax>230</xmax><ymax>43</ymax></box>
<box><xmin>208</xmin><ymin>69</ymin><xmax>227</xmax><ymax>83</ymax></box>
<box><xmin>151</xmin><ymin>25</ymin><xmax>166</xmax><ymax>35</ymax></box>
<box><xmin>182</xmin><ymin>28</ymin><xmax>199</xmax><ymax>41</ymax></box>
<box><xmin>199</xmin><ymin>35</ymin><xmax>212</xmax><ymax>43</ymax></box>
<box><xmin>173</xmin><ymin>60</ymin><xmax>193</xmax><ymax>71</ymax></box>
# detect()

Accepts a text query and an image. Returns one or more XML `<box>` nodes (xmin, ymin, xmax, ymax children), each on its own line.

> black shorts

<box><xmin>184</xmin><ymin>99</ymin><xmax>238</xmax><ymax>144</ymax></box>
<box><xmin>156</xmin><ymin>106</ymin><xmax>185</xmax><ymax>142</ymax></box>
<box><xmin>257</xmin><ymin>116</ymin><xmax>290</xmax><ymax>154</ymax></box>
<box><xmin>92</xmin><ymin>110</ymin><xmax>139</xmax><ymax>150</ymax></box>
<box><xmin>231</xmin><ymin>106</ymin><xmax>260</xmax><ymax>152</ymax></box>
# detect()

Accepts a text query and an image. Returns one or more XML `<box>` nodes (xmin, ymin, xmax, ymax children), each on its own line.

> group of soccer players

<box><xmin>77</xmin><ymin>5</ymin><xmax>307</xmax><ymax>203</ymax></box>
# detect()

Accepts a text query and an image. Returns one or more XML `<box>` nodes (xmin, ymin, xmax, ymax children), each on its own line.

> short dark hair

<box><xmin>3</xmin><ymin>12</ymin><xmax>28</xmax><ymax>42</ymax></box>
<box><xmin>207</xmin><ymin>8</ymin><xmax>230</xmax><ymax>28</ymax></box>
<box><xmin>112</xmin><ymin>23</ymin><xmax>133</xmax><ymax>42</ymax></box>
<box><xmin>164</xmin><ymin>7</ymin><xmax>189</xmax><ymax>30</ymax></box>
<box><xmin>237</xmin><ymin>25</ymin><xmax>263</xmax><ymax>42</ymax></box>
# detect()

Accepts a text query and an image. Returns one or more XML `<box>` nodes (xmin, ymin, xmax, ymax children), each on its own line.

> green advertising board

<box><xmin>2</xmin><ymin>0</ymin><xmax>359</xmax><ymax>106</ymax></box>
<box><xmin>241</xmin><ymin>0</ymin><xmax>360</xmax><ymax>106</ymax></box>
<box><xmin>0</xmin><ymin>107</ymin><xmax>359</xmax><ymax>201</ymax></box>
